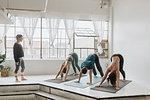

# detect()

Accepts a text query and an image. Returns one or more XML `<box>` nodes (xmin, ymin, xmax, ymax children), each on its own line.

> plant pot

<box><xmin>1</xmin><ymin>70</ymin><xmax>9</xmax><ymax>77</ymax></box>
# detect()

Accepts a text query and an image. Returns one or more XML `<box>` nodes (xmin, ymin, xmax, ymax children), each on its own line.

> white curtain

<box><xmin>0</xmin><ymin>25</ymin><xmax>9</xmax><ymax>54</ymax></box>
<box><xmin>46</xmin><ymin>18</ymin><xmax>60</xmax><ymax>55</ymax></box>
<box><xmin>64</xmin><ymin>19</ymin><xmax>75</xmax><ymax>52</ymax></box>
<box><xmin>20</xmin><ymin>17</ymin><xmax>38</xmax><ymax>57</ymax></box>
<box><xmin>93</xmin><ymin>20</ymin><xmax>105</xmax><ymax>54</ymax></box>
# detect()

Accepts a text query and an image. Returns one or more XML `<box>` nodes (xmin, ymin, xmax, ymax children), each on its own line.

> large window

<box><xmin>0</xmin><ymin>17</ymin><xmax>109</xmax><ymax>59</ymax></box>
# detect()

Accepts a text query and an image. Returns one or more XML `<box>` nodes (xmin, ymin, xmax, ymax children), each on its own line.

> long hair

<box><xmin>107</xmin><ymin>71</ymin><xmax>116</xmax><ymax>86</ymax></box>
<box><xmin>63</xmin><ymin>68</ymin><xmax>66</xmax><ymax>73</ymax></box>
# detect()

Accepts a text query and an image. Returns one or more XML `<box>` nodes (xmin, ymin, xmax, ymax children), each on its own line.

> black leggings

<box><xmin>111</xmin><ymin>54</ymin><xmax>126</xmax><ymax>79</ymax></box>
<box><xmin>69</xmin><ymin>53</ymin><xmax>80</xmax><ymax>73</ymax></box>
<box><xmin>14</xmin><ymin>58</ymin><xmax>25</xmax><ymax>73</ymax></box>
<box><xmin>93</xmin><ymin>59</ymin><xmax>104</xmax><ymax>77</ymax></box>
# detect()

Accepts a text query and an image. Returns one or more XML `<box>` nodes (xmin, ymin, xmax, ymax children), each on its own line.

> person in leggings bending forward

<box><xmin>75</xmin><ymin>53</ymin><xmax>104</xmax><ymax>84</ymax></box>
<box><xmin>13</xmin><ymin>34</ymin><xmax>27</xmax><ymax>82</ymax></box>
<box><xmin>110</xmin><ymin>54</ymin><xmax>126</xmax><ymax>81</ymax></box>
<box><xmin>53</xmin><ymin>52</ymin><xmax>80</xmax><ymax>81</ymax></box>
<box><xmin>96</xmin><ymin>54</ymin><xmax>126</xmax><ymax>90</ymax></box>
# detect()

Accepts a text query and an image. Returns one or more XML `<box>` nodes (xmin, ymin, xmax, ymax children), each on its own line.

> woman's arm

<box><xmin>96</xmin><ymin>67</ymin><xmax>110</xmax><ymax>87</ymax></box>
<box><xmin>87</xmin><ymin>69</ymin><xmax>93</xmax><ymax>84</ymax></box>
<box><xmin>55</xmin><ymin>61</ymin><xmax>65</xmax><ymax>79</ymax></box>
<box><xmin>63</xmin><ymin>63</ymin><xmax>71</xmax><ymax>81</ymax></box>
<box><xmin>75</xmin><ymin>67</ymin><xmax>84</xmax><ymax>83</ymax></box>
<box><xmin>116</xmin><ymin>67</ymin><xmax>120</xmax><ymax>90</ymax></box>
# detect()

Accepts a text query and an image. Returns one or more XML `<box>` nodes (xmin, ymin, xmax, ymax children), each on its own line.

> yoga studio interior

<box><xmin>0</xmin><ymin>0</ymin><xmax>150</xmax><ymax>100</ymax></box>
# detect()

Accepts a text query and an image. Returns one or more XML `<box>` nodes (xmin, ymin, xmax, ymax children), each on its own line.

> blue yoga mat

<box><xmin>64</xmin><ymin>76</ymin><xmax>102</xmax><ymax>88</ymax></box>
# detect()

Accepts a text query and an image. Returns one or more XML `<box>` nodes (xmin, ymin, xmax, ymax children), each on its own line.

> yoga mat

<box><xmin>64</xmin><ymin>76</ymin><xmax>102</xmax><ymax>88</ymax></box>
<box><xmin>45</xmin><ymin>74</ymin><xmax>86</xmax><ymax>83</ymax></box>
<box><xmin>91</xmin><ymin>80</ymin><xmax>132</xmax><ymax>93</ymax></box>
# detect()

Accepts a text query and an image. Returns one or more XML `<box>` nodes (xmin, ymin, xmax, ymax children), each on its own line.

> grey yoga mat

<box><xmin>45</xmin><ymin>74</ymin><xmax>86</xmax><ymax>83</ymax></box>
<box><xmin>91</xmin><ymin>80</ymin><xmax>132</xmax><ymax>93</ymax></box>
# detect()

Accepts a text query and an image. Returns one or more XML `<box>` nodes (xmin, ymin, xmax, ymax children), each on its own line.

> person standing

<box><xmin>13</xmin><ymin>34</ymin><xmax>27</xmax><ymax>82</ymax></box>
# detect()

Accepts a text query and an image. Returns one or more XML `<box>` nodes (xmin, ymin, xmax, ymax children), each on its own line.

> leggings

<box><xmin>14</xmin><ymin>58</ymin><xmax>25</xmax><ymax>73</ymax></box>
<box><xmin>93</xmin><ymin>59</ymin><xmax>104</xmax><ymax>77</ymax></box>
<box><xmin>70</xmin><ymin>53</ymin><xmax>80</xmax><ymax>73</ymax></box>
<box><xmin>111</xmin><ymin>54</ymin><xmax>126</xmax><ymax>79</ymax></box>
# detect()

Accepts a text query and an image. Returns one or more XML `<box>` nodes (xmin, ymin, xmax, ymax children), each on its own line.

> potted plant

<box><xmin>0</xmin><ymin>54</ymin><xmax>11</xmax><ymax>77</ymax></box>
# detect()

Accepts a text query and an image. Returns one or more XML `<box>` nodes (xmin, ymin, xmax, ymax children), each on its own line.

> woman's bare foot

<box><xmin>73</xmin><ymin>73</ymin><xmax>78</xmax><ymax>76</ymax></box>
<box><xmin>21</xmin><ymin>77</ymin><xmax>27</xmax><ymax>81</ymax></box>
<box><xmin>16</xmin><ymin>78</ymin><xmax>21</xmax><ymax>82</ymax></box>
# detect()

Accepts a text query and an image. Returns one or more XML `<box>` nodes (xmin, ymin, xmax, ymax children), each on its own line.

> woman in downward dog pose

<box><xmin>53</xmin><ymin>52</ymin><xmax>80</xmax><ymax>81</ymax></box>
<box><xmin>96</xmin><ymin>54</ymin><xmax>126</xmax><ymax>90</ymax></box>
<box><xmin>75</xmin><ymin>53</ymin><xmax>104</xmax><ymax>84</ymax></box>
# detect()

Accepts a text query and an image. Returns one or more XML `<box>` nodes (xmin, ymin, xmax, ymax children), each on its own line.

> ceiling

<box><xmin>0</xmin><ymin>0</ymin><xmax>47</xmax><ymax>11</ymax></box>
<box><xmin>47</xmin><ymin>0</ymin><xmax>109</xmax><ymax>14</ymax></box>
<box><xmin>0</xmin><ymin>0</ymin><xmax>110</xmax><ymax>20</ymax></box>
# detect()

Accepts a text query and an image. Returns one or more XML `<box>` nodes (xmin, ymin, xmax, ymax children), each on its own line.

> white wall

<box><xmin>112</xmin><ymin>0</ymin><xmax>150</xmax><ymax>86</ymax></box>
<box><xmin>3</xmin><ymin>59</ymin><xmax>108</xmax><ymax>76</ymax></box>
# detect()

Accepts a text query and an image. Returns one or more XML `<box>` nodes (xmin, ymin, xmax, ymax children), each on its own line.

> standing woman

<box><xmin>13</xmin><ymin>34</ymin><xmax>27</xmax><ymax>82</ymax></box>
<box><xmin>75</xmin><ymin>53</ymin><xmax>104</xmax><ymax>84</ymax></box>
<box><xmin>96</xmin><ymin>54</ymin><xmax>126</xmax><ymax>90</ymax></box>
<box><xmin>53</xmin><ymin>52</ymin><xmax>80</xmax><ymax>81</ymax></box>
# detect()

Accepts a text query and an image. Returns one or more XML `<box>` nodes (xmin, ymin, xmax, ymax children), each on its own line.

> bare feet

<box><xmin>73</xmin><ymin>73</ymin><xmax>78</xmax><ymax>76</ymax></box>
<box><xmin>87</xmin><ymin>82</ymin><xmax>92</xmax><ymax>85</ymax></box>
<box><xmin>74</xmin><ymin>80</ymin><xmax>80</xmax><ymax>83</ymax></box>
<box><xmin>61</xmin><ymin>80</ymin><xmax>65</xmax><ymax>82</ymax></box>
<box><xmin>16</xmin><ymin>78</ymin><xmax>21</xmax><ymax>82</ymax></box>
<box><xmin>21</xmin><ymin>77</ymin><xmax>27</xmax><ymax>81</ymax></box>
<box><xmin>122</xmin><ymin>79</ymin><xmax>126</xmax><ymax>82</ymax></box>
<box><xmin>116</xmin><ymin>87</ymin><xmax>120</xmax><ymax>90</ymax></box>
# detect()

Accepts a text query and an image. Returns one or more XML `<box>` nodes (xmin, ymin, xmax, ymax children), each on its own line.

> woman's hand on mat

<box><xmin>87</xmin><ymin>82</ymin><xmax>92</xmax><ymax>84</ymax></box>
<box><xmin>52</xmin><ymin>78</ymin><xmax>56</xmax><ymax>80</ymax></box>
<box><xmin>74</xmin><ymin>80</ymin><xmax>80</xmax><ymax>83</ymax></box>
<box><xmin>96</xmin><ymin>84</ymin><xmax>101</xmax><ymax>87</ymax></box>
<box><xmin>61</xmin><ymin>80</ymin><xmax>65</xmax><ymax>82</ymax></box>
<box><xmin>116</xmin><ymin>87</ymin><xmax>120</xmax><ymax>90</ymax></box>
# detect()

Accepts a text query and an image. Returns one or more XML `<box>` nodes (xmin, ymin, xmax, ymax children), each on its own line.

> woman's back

<box><xmin>110</xmin><ymin>56</ymin><xmax>120</xmax><ymax>72</ymax></box>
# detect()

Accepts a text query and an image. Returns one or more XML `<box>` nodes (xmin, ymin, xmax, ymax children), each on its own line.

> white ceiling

<box><xmin>0</xmin><ymin>0</ymin><xmax>47</xmax><ymax>11</ymax></box>
<box><xmin>0</xmin><ymin>0</ymin><xmax>110</xmax><ymax>20</ymax></box>
<box><xmin>47</xmin><ymin>0</ymin><xmax>109</xmax><ymax>14</ymax></box>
